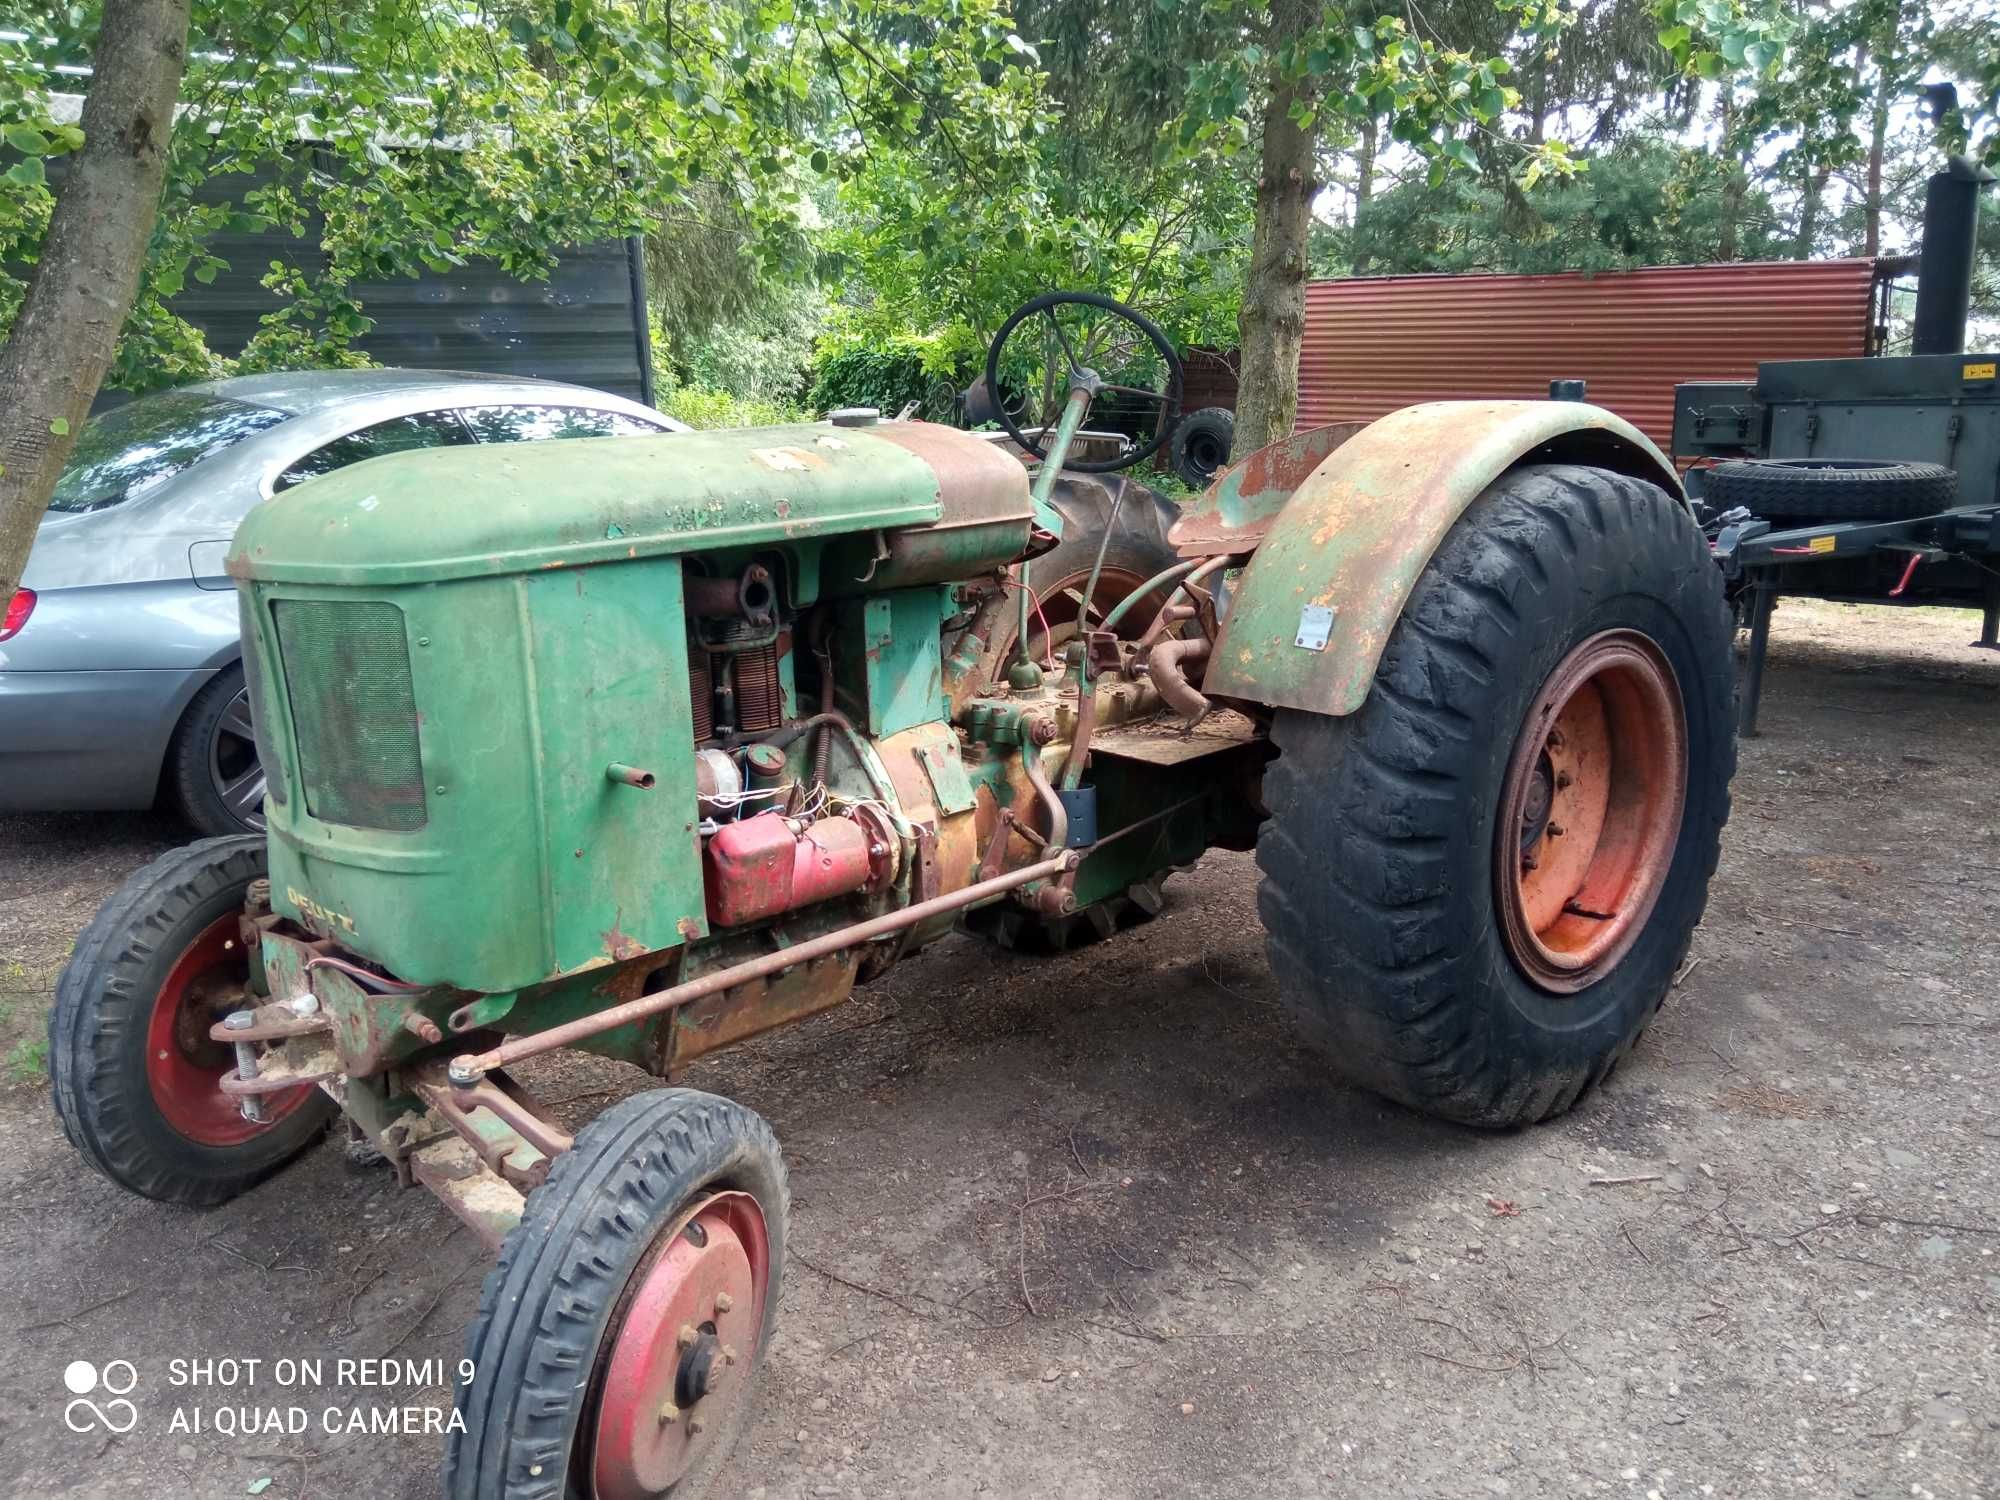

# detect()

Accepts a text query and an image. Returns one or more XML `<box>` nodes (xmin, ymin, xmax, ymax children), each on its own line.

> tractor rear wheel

<box><xmin>449</xmin><ymin>1089</ymin><xmax>786</xmax><ymax>1500</ymax></box>
<box><xmin>1256</xmin><ymin>464</ymin><xmax>1734</xmax><ymax>1128</ymax></box>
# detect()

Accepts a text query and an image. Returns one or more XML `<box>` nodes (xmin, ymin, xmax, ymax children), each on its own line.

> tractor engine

<box><xmin>227</xmin><ymin>417</ymin><xmax>1054</xmax><ymax>1079</ymax></box>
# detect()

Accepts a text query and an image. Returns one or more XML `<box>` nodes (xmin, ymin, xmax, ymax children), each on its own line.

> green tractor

<box><xmin>51</xmin><ymin>292</ymin><xmax>1734</xmax><ymax>1498</ymax></box>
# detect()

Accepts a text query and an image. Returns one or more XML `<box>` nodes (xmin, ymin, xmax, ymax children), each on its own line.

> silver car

<box><xmin>2</xmin><ymin>369</ymin><xmax>684</xmax><ymax>834</ymax></box>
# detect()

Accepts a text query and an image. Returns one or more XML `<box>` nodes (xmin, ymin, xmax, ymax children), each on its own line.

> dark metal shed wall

<box><xmin>1294</xmin><ymin>259</ymin><xmax>1879</xmax><ymax>455</ymax></box>
<box><xmin>159</xmin><ymin>158</ymin><xmax>652</xmax><ymax>403</ymax></box>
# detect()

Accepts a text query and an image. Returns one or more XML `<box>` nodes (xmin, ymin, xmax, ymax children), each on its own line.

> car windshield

<box><xmin>47</xmin><ymin>391</ymin><xmax>290</xmax><ymax>515</ymax></box>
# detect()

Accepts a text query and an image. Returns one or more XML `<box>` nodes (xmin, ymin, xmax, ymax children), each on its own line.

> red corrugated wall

<box><xmin>1294</xmin><ymin>259</ymin><xmax>1879</xmax><ymax>456</ymax></box>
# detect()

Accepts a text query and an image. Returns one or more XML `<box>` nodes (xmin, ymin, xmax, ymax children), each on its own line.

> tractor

<box><xmin>50</xmin><ymin>290</ymin><xmax>1735</xmax><ymax>1498</ymax></box>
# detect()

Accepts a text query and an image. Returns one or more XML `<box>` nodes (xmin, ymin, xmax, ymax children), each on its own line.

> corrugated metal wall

<box><xmin>1294</xmin><ymin>259</ymin><xmax>1879</xmax><ymax>456</ymax></box>
<box><xmin>161</xmin><ymin>157</ymin><xmax>652</xmax><ymax>403</ymax></box>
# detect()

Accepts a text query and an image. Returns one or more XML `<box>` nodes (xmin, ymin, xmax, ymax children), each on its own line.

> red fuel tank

<box><xmin>705</xmin><ymin>811</ymin><xmax>878</xmax><ymax>927</ymax></box>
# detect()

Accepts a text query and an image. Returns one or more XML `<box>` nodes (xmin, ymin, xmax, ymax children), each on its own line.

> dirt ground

<box><xmin>1</xmin><ymin>596</ymin><xmax>1995</xmax><ymax>1500</ymax></box>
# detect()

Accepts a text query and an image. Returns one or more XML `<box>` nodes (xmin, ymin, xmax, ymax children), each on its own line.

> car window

<box><xmin>48</xmin><ymin>392</ymin><xmax>290</xmax><ymax>514</ymax></box>
<box><xmin>273</xmin><ymin>411</ymin><xmax>475</xmax><ymax>492</ymax></box>
<box><xmin>456</xmin><ymin>405</ymin><xmax>669</xmax><ymax>443</ymax></box>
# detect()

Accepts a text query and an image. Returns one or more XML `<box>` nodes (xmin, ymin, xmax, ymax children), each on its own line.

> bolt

<box><xmin>446</xmin><ymin>1059</ymin><xmax>479</xmax><ymax>1087</ymax></box>
<box><xmin>722</xmin><ymin>1345</ymin><xmax>739</xmax><ymax>1366</ymax></box>
<box><xmin>286</xmin><ymin>993</ymin><xmax>319</xmax><ymax>1018</ymax></box>
<box><xmin>1522</xmin><ymin>852</ymin><xmax>1539</xmax><ymax>872</ymax></box>
<box><xmin>657</xmin><ymin>1401</ymin><xmax>681</xmax><ymax>1425</ymax></box>
<box><xmin>1029</xmin><ymin>718</ymin><xmax>1058</xmax><ymax>745</ymax></box>
<box><xmin>1547</xmin><ymin>729</ymin><xmax>1566</xmax><ymax>750</ymax></box>
<box><xmin>714</xmin><ymin>1292</ymin><xmax>734</xmax><ymax>1314</ymax></box>
<box><xmin>405</xmin><ymin>1013</ymin><xmax>444</xmax><ymax>1045</ymax></box>
<box><xmin>677</xmin><ymin>1324</ymin><xmax>699</xmax><ymax>1351</ymax></box>
<box><xmin>1555</xmin><ymin>770</ymin><xmax>1573</xmax><ymax>789</ymax></box>
<box><xmin>687</xmin><ymin>1416</ymin><xmax>706</xmax><ymax>1438</ymax></box>
<box><xmin>1547</xmin><ymin>822</ymin><xmax>1565</xmax><ymax>838</ymax></box>
<box><xmin>223</xmin><ymin>1009</ymin><xmax>256</xmax><ymax>1031</ymax></box>
<box><xmin>232</xmin><ymin>1038</ymin><xmax>267</xmax><ymax>1124</ymax></box>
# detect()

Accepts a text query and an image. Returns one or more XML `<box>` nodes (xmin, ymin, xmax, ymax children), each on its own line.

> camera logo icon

<box><xmin>63</xmin><ymin>1360</ymin><xmax>139</xmax><ymax>1434</ymax></box>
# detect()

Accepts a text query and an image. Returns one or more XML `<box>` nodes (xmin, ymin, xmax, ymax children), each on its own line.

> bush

<box><xmin>806</xmin><ymin>331</ymin><xmax>979</xmax><ymax>423</ymax></box>
<box><xmin>657</xmin><ymin>382</ymin><xmax>807</xmax><ymax>430</ymax></box>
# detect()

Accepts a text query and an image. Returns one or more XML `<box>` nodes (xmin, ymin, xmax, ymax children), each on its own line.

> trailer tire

<box><xmin>1703</xmin><ymin>458</ymin><xmax>1956</xmax><ymax>522</ymax></box>
<box><xmin>1170</xmin><ymin>407</ymin><xmax>1235</xmax><ymax>489</ymax></box>
<box><xmin>449</xmin><ymin>1089</ymin><xmax>787</xmax><ymax>1500</ymax></box>
<box><xmin>1256</xmin><ymin>464</ymin><xmax>1734</xmax><ymax>1128</ymax></box>
<box><xmin>49</xmin><ymin>836</ymin><xmax>332</xmax><ymax>1205</ymax></box>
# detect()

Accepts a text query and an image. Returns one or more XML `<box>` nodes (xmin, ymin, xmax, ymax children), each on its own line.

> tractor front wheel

<box><xmin>49</xmin><ymin>836</ymin><xmax>333</xmax><ymax>1205</ymax></box>
<box><xmin>1256</xmin><ymin>464</ymin><xmax>1734</xmax><ymax>1127</ymax></box>
<box><xmin>448</xmin><ymin>1089</ymin><xmax>787</xmax><ymax>1500</ymax></box>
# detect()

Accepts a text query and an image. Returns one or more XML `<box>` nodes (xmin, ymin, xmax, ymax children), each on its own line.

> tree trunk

<box><xmin>0</xmin><ymin>0</ymin><xmax>191</xmax><ymax>602</ymax></box>
<box><xmin>1863</xmin><ymin>41</ymin><xmax>1892</xmax><ymax>258</ymax></box>
<box><xmin>1716</xmin><ymin>85</ymin><xmax>1744</xmax><ymax>262</ymax></box>
<box><xmin>1231</xmin><ymin>0</ymin><xmax>1319</xmax><ymax>459</ymax></box>
<box><xmin>1795</xmin><ymin>163</ymin><xmax>1832</xmax><ymax>259</ymax></box>
<box><xmin>1350</xmin><ymin>112</ymin><xmax>1378</xmax><ymax>275</ymax></box>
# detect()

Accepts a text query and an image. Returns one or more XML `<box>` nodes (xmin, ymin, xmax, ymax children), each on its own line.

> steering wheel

<box><xmin>980</xmin><ymin>291</ymin><xmax>1184</xmax><ymax>474</ymax></box>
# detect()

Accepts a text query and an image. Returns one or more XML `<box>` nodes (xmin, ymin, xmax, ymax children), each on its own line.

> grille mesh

<box><xmin>273</xmin><ymin>600</ymin><xmax>426</xmax><ymax>830</ymax></box>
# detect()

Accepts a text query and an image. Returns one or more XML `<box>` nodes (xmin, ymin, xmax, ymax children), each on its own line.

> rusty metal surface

<box><xmin>672</xmin><ymin>950</ymin><xmax>863</xmax><ymax>1066</ymax></box>
<box><xmin>1204</xmin><ymin>401</ymin><xmax>1682</xmax><ymax>718</ymax></box>
<box><xmin>451</xmin><ymin>850</ymin><xmax>1075</xmax><ymax>1078</ymax></box>
<box><xmin>1089</xmin><ymin>708</ymin><xmax>1261</xmax><ymax>766</ymax></box>
<box><xmin>1295</xmin><ymin>260</ymin><xmax>1878</xmax><ymax>455</ymax></box>
<box><xmin>410</xmin><ymin>1136</ymin><xmax>526</xmax><ymax>1251</ymax></box>
<box><xmin>1169</xmin><ymin>423</ymin><xmax>1366</xmax><ymax>556</ymax></box>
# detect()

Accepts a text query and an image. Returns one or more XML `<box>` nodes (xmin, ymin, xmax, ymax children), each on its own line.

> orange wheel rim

<box><xmin>1495</xmin><ymin>630</ymin><xmax>1686</xmax><ymax>994</ymax></box>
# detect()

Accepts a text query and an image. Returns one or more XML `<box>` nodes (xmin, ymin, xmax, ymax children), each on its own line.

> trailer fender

<box><xmin>1203</xmin><ymin>400</ymin><xmax>1684</xmax><ymax>717</ymax></box>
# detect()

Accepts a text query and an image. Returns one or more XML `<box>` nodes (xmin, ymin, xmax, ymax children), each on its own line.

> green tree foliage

<box><xmin>0</xmin><ymin>0</ymin><xmax>1042</xmax><ymax>391</ymax></box>
<box><xmin>1331</xmin><ymin>135</ymin><xmax>1785</xmax><ymax>274</ymax></box>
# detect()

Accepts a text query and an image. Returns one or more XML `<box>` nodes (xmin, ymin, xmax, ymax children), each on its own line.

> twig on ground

<box><xmin>1590</xmin><ymin>1175</ymin><xmax>1662</xmax><ymax>1188</ymax></box>
<box><xmin>1620</xmin><ymin>1224</ymin><xmax>1651</xmax><ymax>1264</ymax></box>
<box><xmin>21</xmin><ymin>1286</ymin><xmax>134</xmax><ymax>1334</ymax></box>
<box><xmin>379</xmin><ymin>1259</ymin><xmax>480</xmax><ymax>1357</ymax></box>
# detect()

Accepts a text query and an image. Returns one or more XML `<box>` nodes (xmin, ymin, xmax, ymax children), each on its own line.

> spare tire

<box><xmin>1170</xmin><ymin>407</ymin><xmax>1235</xmax><ymax>489</ymax></box>
<box><xmin>1703</xmin><ymin>458</ymin><xmax>1956</xmax><ymax>522</ymax></box>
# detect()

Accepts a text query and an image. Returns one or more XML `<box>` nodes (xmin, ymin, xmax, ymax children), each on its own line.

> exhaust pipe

<box><xmin>1911</xmin><ymin>154</ymin><xmax>1996</xmax><ymax>358</ymax></box>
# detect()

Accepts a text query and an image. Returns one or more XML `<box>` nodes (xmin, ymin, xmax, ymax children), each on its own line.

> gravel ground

<box><xmin>0</xmin><ymin>596</ymin><xmax>1995</xmax><ymax>1499</ymax></box>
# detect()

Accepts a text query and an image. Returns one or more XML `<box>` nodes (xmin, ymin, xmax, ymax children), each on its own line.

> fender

<box><xmin>1200</xmin><ymin>400</ymin><xmax>1684</xmax><ymax>717</ymax></box>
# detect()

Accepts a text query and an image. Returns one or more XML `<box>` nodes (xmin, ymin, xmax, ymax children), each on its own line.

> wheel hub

<box><xmin>591</xmin><ymin>1192</ymin><xmax>769</xmax><ymax>1500</ymax></box>
<box><xmin>1494</xmin><ymin>630</ymin><xmax>1687</xmax><ymax>993</ymax></box>
<box><xmin>143</xmin><ymin>913</ymin><xmax>312</xmax><ymax>1145</ymax></box>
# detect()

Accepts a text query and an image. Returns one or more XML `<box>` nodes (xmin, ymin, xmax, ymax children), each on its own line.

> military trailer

<box><xmin>52</xmin><ymin>292</ymin><xmax>1735</xmax><ymax>1498</ymax></box>
<box><xmin>1675</xmin><ymin>148</ymin><xmax>1999</xmax><ymax>733</ymax></box>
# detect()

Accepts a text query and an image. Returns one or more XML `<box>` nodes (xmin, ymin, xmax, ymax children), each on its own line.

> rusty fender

<box><xmin>1201</xmin><ymin>401</ymin><xmax>1684</xmax><ymax>718</ymax></box>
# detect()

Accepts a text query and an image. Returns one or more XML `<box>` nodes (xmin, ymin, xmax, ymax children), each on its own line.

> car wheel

<box><xmin>169</xmin><ymin>664</ymin><xmax>268</xmax><ymax>836</ymax></box>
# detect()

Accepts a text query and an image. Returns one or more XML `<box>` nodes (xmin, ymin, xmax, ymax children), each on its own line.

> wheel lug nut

<box><xmin>714</xmin><ymin>1292</ymin><xmax>734</xmax><ymax>1313</ymax></box>
<box><xmin>722</xmin><ymin>1344</ymin><xmax>739</xmax><ymax>1365</ymax></box>
<box><xmin>1554</xmin><ymin>770</ymin><xmax>1573</xmax><ymax>789</ymax></box>
<box><xmin>1522</xmin><ymin>852</ymin><xmax>1539</xmax><ymax>871</ymax></box>
<box><xmin>688</xmin><ymin>1416</ymin><xmax>706</xmax><ymax>1437</ymax></box>
<box><xmin>657</xmin><ymin>1401</ymin><xmax>680</xmax><ymax>1424</ymax></box>
<box><xmin>1547</xmin><ymin>823</ymin><xmax>1565</xmax><ymax>837</ymax></box>
<box><xmin>1547</xmin><ymin>729</ymin><xmax>1565</xmax><ymax>750</ymax></box>
<box><xmin>677</xmin><ymin>1323</ymin><xmax>698</xmax><ymax>1350</ymax></box>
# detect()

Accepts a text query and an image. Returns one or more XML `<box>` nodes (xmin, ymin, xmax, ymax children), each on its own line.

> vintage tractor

<box><xmin>50</xmin><ymin>292</ymin><xmax>1734</xmax><ymax>1498</ymax></box>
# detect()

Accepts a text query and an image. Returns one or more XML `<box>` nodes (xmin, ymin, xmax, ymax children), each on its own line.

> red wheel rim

<box><xmin>1495</xmin><ymin>630</ymin><xmax>1687</xmax><ymax>994</ymax></box>
<box><xmin>142</xmin><ymin>913</ymin><xmax>313</xmax><ymax>1146</ymax></box>
<box><xmin>591</xmin><ymin>1191</ymin><xmax>771</xmax><ymax>1500</ymax></box>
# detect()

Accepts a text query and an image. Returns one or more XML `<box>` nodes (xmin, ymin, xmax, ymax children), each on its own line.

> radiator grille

<box><xmin>237</xmin><ymin>596</ymin><xmax>286</xmax><ymax>806</ymax></box>
<box><xmin>272</xmin><ymin>600</ymin><xmax>427</xmax><ymax>830</ymax></box>
<box><xmin>689</xmin><ymin>656</ymin><xmax>714</xmax><ymax>742</ymax></box>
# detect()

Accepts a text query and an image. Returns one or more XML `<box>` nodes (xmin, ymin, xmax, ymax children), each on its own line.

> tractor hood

<box><xmin>228</xmin><ymin>420</ymin><xmax>1032</xmax><ymax>587</ymax></box>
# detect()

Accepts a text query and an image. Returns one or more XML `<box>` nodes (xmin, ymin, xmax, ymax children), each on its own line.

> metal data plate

<box><xmin>914</xmin><ymin>741</ymin><xmax>977</xmax><ymax>815</ymax></box>
<box><xmin>1295</xmin><ymin>604</ymin><xmax>1335</xmax><ymax>651</ymax></box>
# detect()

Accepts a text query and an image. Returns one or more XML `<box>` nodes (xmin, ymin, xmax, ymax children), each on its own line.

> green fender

<box><xmin>1203</xmin><ymin>400</ymin><xmax>1684</xmax><ymax>717</ymax></box>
